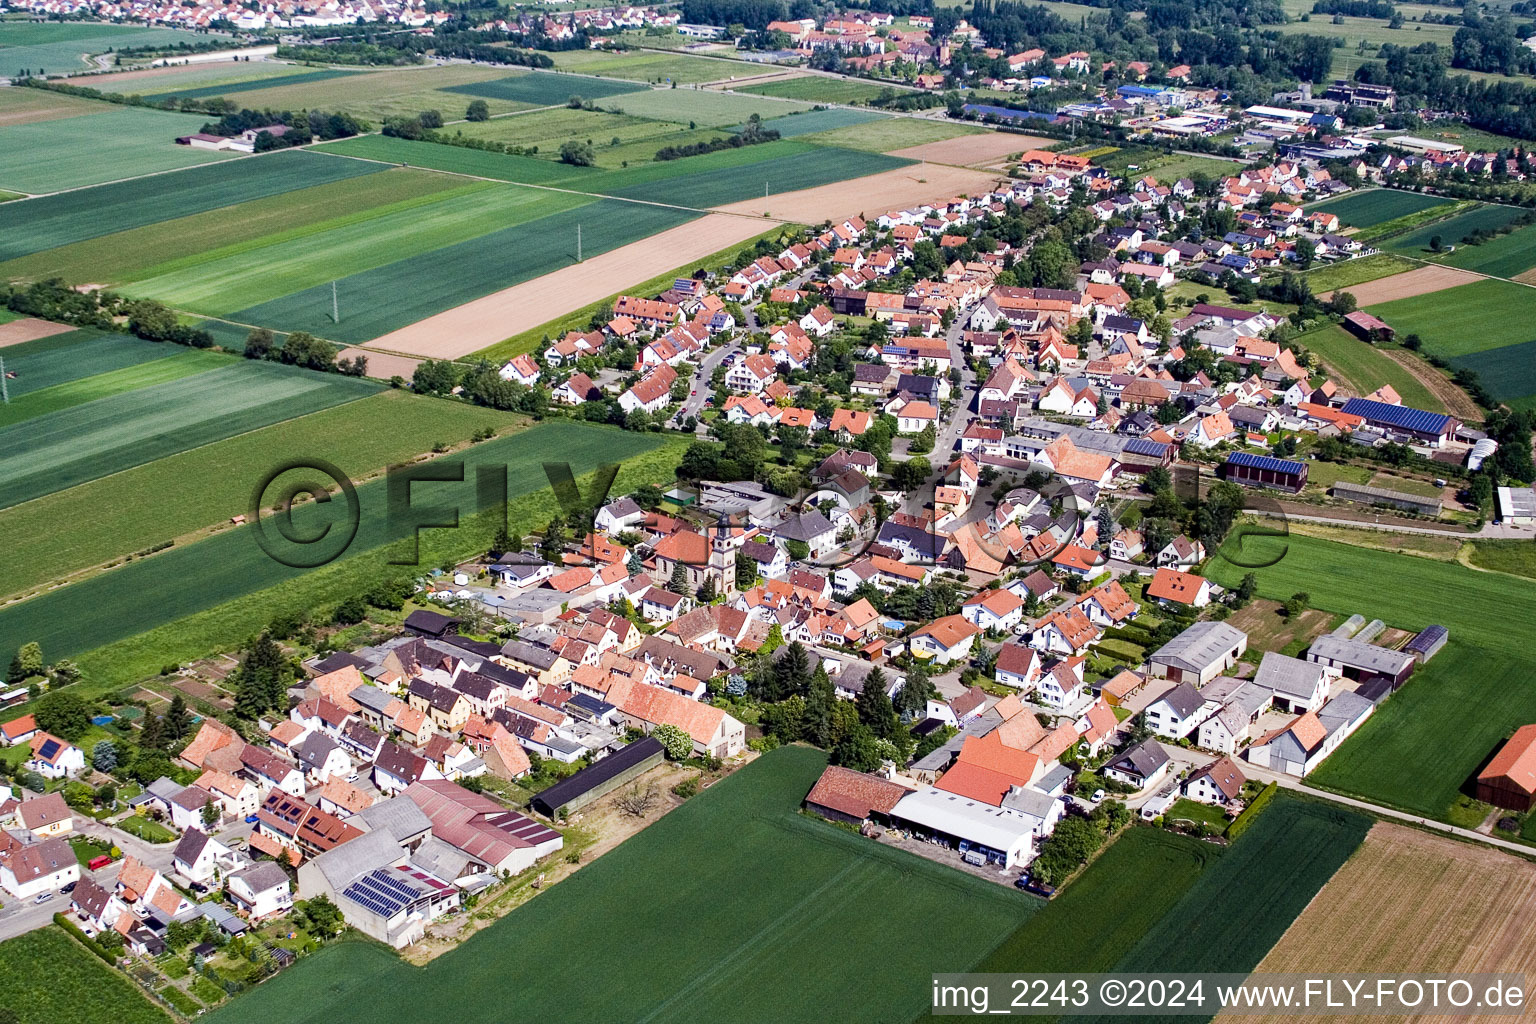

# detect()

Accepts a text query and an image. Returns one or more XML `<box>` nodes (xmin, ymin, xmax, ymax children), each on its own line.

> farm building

<box><xmin>1337</xmin><ymin>398</ymin><xmax>1459</xmax><ymax>448</ymax></box>
<box><xmin>1497</xmin><ymin>486</ymin><xmax>1536</xmax><ymax>525</ymax></box>
<box><xmin>1403</xmin><ymin>625</ymin><xmax>1448</xmax><ymax>663</ymax></box>
<box><xmin>1330</xmin><ymin>481</ymin><xmax>1441</xmax><ymax>517</ymax></box>
<box><xmin>1341</xmin><ymin>310</ymin><xmax>1394</xmax><ymax>343</ymax></box>
<box><xmin>1246</xmin><ymin>691</ymin><xmax>1374</xmax><ymax>777</ymax></box>
<box><xmin>1148</xmin><ymin>621</ymin><xmax>1247</xmax><ymax>686</ymax></box>
<box><xmin>1476</xmin><ymin>725</ymin><xmax>1536</xmax><ymax>812</ymax></box>
<box><xmin>530</xmin><ymin>738</ymin><xmax>665</xmax><ymax>819</ymax></box>
<box><xmin>802</xmin><ymin>765</ymin><xmax>910</xmax><ymax>827</ymax></box>
<box><xmin>1222</xmin><ymin>451</ymin><xmax>1308</xmax><ymax>493</ymax></box>
<box><xmin>1305</xmin><ymin>634</ymin><xmax>1415</xmax><ymax>685</ymax></box>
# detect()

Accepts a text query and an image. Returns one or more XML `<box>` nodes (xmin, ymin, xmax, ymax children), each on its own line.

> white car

<box><xmin>1091</xmin><ymin>789</ymin><xmax>1105</xmax><ymax>803</ymax></box>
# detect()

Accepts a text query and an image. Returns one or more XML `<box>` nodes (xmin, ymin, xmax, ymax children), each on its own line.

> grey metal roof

<box><xmin>1318</xmin><ymin>690</ymin><xmax>1374</xmax><ymax>736</ymax></box>
<box><xmin>307</xmin><ymin>828</ymin><xmax>403</xmax><ymax>891</ymax></box>
<box><xmin>1150</xmin><ymin>621</ymin><xmax>1247</xmax><ymax>673</ymax></box>
<box><xmin>349</xmin><ymin>685</ymin><xmax>396</xmax><ymax>715</ymax></box>
<box><xmin>355</xmin><ymin>796</ymin><xmax>433</xmax><ymax>843</ymax></box>
<box><xmin>409</xmin><ymin>836</ymin><xmax>474</xmax><ymax>880</ymax></box>
<box><xmin>1000</xmin><ymin>785</ymin><xmax>1059</xmax><ymax>820</ymax></box>
<box><xmin>1253</xmin><ymin>651</ymin><xmax>1327</xmax><ymax>700</ymax></box>
<box><xmin>1307</xmin><ymin>634</ymin><xmax>1415</xmax><ymax>675</ymax></box>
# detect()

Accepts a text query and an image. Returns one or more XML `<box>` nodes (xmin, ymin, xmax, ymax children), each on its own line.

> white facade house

<box><xmin>0</xmin><ymin>835</ymin><xmax>78</xmax><ymax>899</ymax></box>
<box><xmin>226</xmin><ymin>861</ymin><xmax>293</xmax><ymax>921</ymax></box>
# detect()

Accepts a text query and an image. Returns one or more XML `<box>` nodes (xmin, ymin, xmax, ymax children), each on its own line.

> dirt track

<box><xmin>1223</xmin><ymin>822</ymin><xmax>1536</xmax><ymax>1024</ymax></box>
<box><xmin>712</xmin><ymin>161</ymin><xmax>1007</xmax><ymax>221</ymax></box>
<box><xmin>889</xmin><ymin>133</ymin><xmax>1050</xmax><ymax>166</ymax></box>
<box><xmin>1379</xmin><ymin>345</ymin><xmax>1482</xmax><ymax>420</ymax></box>
<box><xmin>0</xmin><ymin>318</ymin><xmax>76</xmax><ymax>348</ymax></box>
<box><xmin>1319</xmin><ymin>264</ymin><xmax>1481</xmax><ymax>305</ymax></box>
<box><xmin>338</xmin><ymin>347</ymin><xmax>421</xmax><ymax>381</ymax></box>
<box><xmin>362</xmin><ymin>213</ymin><xmax>772</xmax><ymax>359</ymax></box>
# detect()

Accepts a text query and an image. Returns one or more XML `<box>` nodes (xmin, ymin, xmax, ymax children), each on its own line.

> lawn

<box><xmin>0</xmin><ymin>390</ymin><xmax>522</xmax><ymax>601</ymax></box>
<box><xmin>1293</xmin><ymin>324</ymin><xmax>1445</xmax><ymax>413</ymax></box>
<box><xmin>547</xmin><ymin>48</ymin><xmax>738</xmax><ymax>85</ymax></box>
<box><xmin>0</xmin><ymin>347</ymin><xmax>233</xmax><ymax>428</ymax></box>
<box><xmin>0</xmin><ymin>926</ymin><xmax>172</xmax><ymax>1024</ymax></box>
<box><xmin>118</xmin><ymin>815</ymin><xmax>177</xmax><ymax>843</ymax></box>
<box><xmin>0</xmin><ymin>21</ymin><xmax>225</xmax><ymax>75</ymax></box>
<box><xmin>1165</xmin><ymin>798</ymin><xmax>1230</xmax><ymax>829</ymax></box>
<box><xmin>1297</xmin><ymin>252</ymin><xmax>1417</xmax><ymax>293</ymax></box>
<box><xmin>1467</xmin><ymin>540</ymin><xmax>1536</xmax><ymax>580</ymax></box>
<box><xmin>0</xmin><ymin>105</ymin><xmax>240</xmax><ymax>193</ymax></box>
<box><xmin>0</xmin><ymin>359</ymin><xmax>379</xmax><ymax>509</ymax></box>
<box><xmin>204</xmin><ymin>746</ymin><xmax>1026</xmax><ymax>1024</ymax></box>
<box><xmin>0</xmin><ymin>422</ymin><xmax>675</xmax><ymax>678</ymax></box>
<box><xmin>1307</xmin><ymin>187</ymin><xmax>1449</xmax><ymax>229</ymax></box>
<box><xmin>0</xmin><ymin>167</ymin><xmax>464</xmax><ymax>286</ymax></box>
<box><xmin>1368</xmin><ymin>278</ymin><xmax>1536</xmax><ymax>358</ymax></box>
<box><xmin>738</xmin><ymin>75</ymin><xmax>896</xmax><ymax>103</ymax></box>
<box><xmin>125</xmin><ymin>180</ymin><xmax>575</xmax><ymax>314</ymax></box>
<box><xmin>800</xmin><ymin>115</ymin><xmax>984</xmax><ymax>152</ymax></box>
<box><xmin>1380</xmin><ymin>202</ymin><xmax>1526</xmax><ymax>257</ymax></box>
<box><xmin>1207</xmin><ymin>530</ymin><xmax>1536</xmax><ymax>820</ymax></box>
<box><xmin>443</xmin><ymin>70</ymin><xmax>649</xmax><ymax>106</ymax></box>
<box><xmin>0</xmin><ymin>148</ymin><xmax>384</xmax><ymax>261</ymax></box>
<box><xmin>227</xmin><ymin>198</ymin><xmax>699</xmax><ymax>343</ymax></box>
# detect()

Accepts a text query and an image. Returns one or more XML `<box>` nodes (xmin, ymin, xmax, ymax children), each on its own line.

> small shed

<box><xmin>1403</xmin><ymin>625</ymin><xmax>1448</xmax><ymax>663</ymax></box>
<box><xmin>1342</xmin><ymin>310</ymin><xmax>1395</xmax><ymax>343</ymax></box>
<box><xmin>530</xmin><ymin>737</ymin><xmax>665</xmax><ymax>818</ymax></box>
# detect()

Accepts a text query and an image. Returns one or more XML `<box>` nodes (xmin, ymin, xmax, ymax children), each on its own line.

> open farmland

<box><xmin>0</xmin><ymin>347</ymin><xmax>232</xmax><ymax>428</ymax></box>
<box><xmin>204</xmin><ymin>746</ymin><xmax>1025</xmax><ymax>1024</ymax></box>
<box><xmin>738</xmin><ymin>75</ymin><xmax>896</xmax><ymax>103</ymax></box>
<box><xmin>444</xmin><ymin>69</ymin><xmax>648</xmax><ymax>105</ymax></box>
<box><xmin>0</xmin><ymin>420</ymin><xmax>667</xmax><ymax>671</ymax></box>
<box><xmin>0</xmin><ymin>926</ymin><xmax>171</xmax><ymax>1024</ymax></box>
<box><xmin>204</xmin><ymin>64</ymin><xmax>545</xmax><ymax>121</ymax></box>
<box><xmin>0</xmin><ymin>390</ymin><xmax>521</xmax><ymax>601</ymax></box>
<box><xmin>1366</xmin><ymin>278</ymin><xmax>1536</xmax><ymax>357</ymax></box>
<box><xmin>0</xmin><ymin>82</ymin><xmax>113</xmax><ymax>125</ymax></box>
<box><xmin>602</xmin><ymin>86</ymin><xmax>813</xmax><ymax>125</ymax></box>
<box><xmin>87</xmin><ymin>57</ymin><xmax>335</xmax><ymax>96</ymax></box>
<box><xmin>714</xmin><ymin>161</ymin><xmax>1004</xmax><ymax>222</ymax></box>
<box><xmin>136</xmin><ymin>66</ymin><xmax>359</xmax><ymax>103</ymax></box>
<box><xmin>1322</xmin><ymin>263</ymin><xmax>1480</xmax><ymax>305</ymax></box>
<box><xmin>0</xmin><ymin>327</ymin><xmax>168</xmax><ymax>391</ymax></box>
<box><xmin>587</xmin><ymin>142</ymin><xmax>912</xmax><ymax>206</ymax></box>
<box><xmin>1226</xmin><ymin>824</ymin><xmax>1536</xmax><ymax>1024</ymax></box>
<box><xmin>0</xmin><ymin>148</ymin><xmax>384</xmax><ymax>260</ymax></box>
<box><xmin>1308</xmin><ymin>188</ymin><xmax>1448</xmax><ymax>229</ymax></box>
<box><xmin>1207</xmin><ymin>531</ymin><xmax>1536</xmax><ymax>820</ymax></box>
<box><xmin>0</xmin><ymin>104</ymin><xmax>240</xmax><ymax>193</ymax></box>
<box><xmin>890</xmin><ymin>131</ymin><xmax>1037</xmax><ymax>165</ymax></box>
<box><xmin>229</xmin><ymin>198</ymin><xmax>698</xmax><ymax>343</ymax></box>
<box><xmin>1300</xmin><ymin>252</ymin><xmax>1416</xmax><ymax>295</ymax></box>
<box><xmin>801</xmin><ymin>115</ymin><xmax>985</xmax><ymax>152</ymax></box>
<box><xmin>0</xmin><ymin>20</ymin><xmax>225</xmax><ymax>74</ymax></box>
<box><xmin>315</xmin><ymin>133</ymin><xmax>594</xmax><ymax>185</ymax></box>
<box><xmin>0</xmin><ymin>166</ymin><xmax>465</xmax><ymax>285</ymax></box>
<box><xmin>752</xmin><ymin>106</ymin><xmax>889</xmax><ymax>138</ymax></box>
<box><xmin>1430</xmin><ymin>221</ymin><xmax>1536</xmax><ymax>278</ymax></box>
<box><xmin>1294</xmin><ymin>324</ymin><xmax>1444</xmax><ymax>412</ymax></box>
<box><xmin>547</xmin><ymin>47</ymin><xmax>743</xmax><ymax>85</ymax></box>
<box><xmin>1379</xmin><ymin>202</ymin><xmax>1526</xmax><ymax>256</ymax></box>
<box><xmin>0</xmin><ymin>358</ymin><xmax>378</xmax><ymax>508</ymax></box>
<box><xmin>1450</xmin><ymin>339</ymin><xmax>1536</xmax><ymax>410</ymax></box>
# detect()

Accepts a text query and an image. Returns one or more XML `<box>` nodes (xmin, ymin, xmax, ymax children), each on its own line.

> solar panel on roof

<box><xmin>1125</xmin><ymin>438</ymin><xmax>1169</xmax><ymax>457</ymax></box>
<box><xmin>1225</xmin><ymin>451</ymin><xmax>1305</xmax><ymax>474</ymax></box>
<box><xmin>38</xmin><ymin>739</ymin><xmax>60</xmax><ymax>760</ymax></box>
<box><xmin>1338</xmin><ymin>397</ymin><xmax>1452</xmax><ymax>435</ymax></box>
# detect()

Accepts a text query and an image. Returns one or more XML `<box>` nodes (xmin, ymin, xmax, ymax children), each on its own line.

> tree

<box><xmin>616</xmin><ymin>781</ymin><xmax>659</xmax><ymax>817</ymax></box>
<box><xmin>138</xmin><ymin>712</ymin><xmax>164</xmax><ymax>752</ymax></box>
<box><xmin>652</xmin><ymin>723</ymin><xmax>692</xmax><ymax>760</ymax></box>
<box><xmin>202</xmin><ymin>798</ymin><xmax>220</xmax><ymax>828</ymax></box>
<box><xmin>35</xmin><ymin>691</ymin><xmax>91</xmax><ymax>741</ymax></box>
<box><xmin>892</xmin><ymin>455</ymin><xmax>931</xmax><ymax>491</ymax></box>
<box><xmin>334</xmin><ymin>595</ymin><xmax>367</xmax><ymax>625</ymax></box>
<box><xmin>1236</xmin><ymin>572</ymin><xmax>1259</xmax><ymax>603</ymax></box>
<box><xmin>856</xmin><ymin>667</ymin><xmax>898</xmax><ymax>738</ymax></box>
<box><xmin>164</xmin><ymin>694</ymin><xmax>192</xmax><ymax>743</ymax></box>
<box><xmin>244</xmin><ymin>327</ymin><xmax>276</xmax><ymax>360</ymax></box>
<box><xmin>465</xmin><ymin>99</ymin><xmax>490</xmax><ymax>121</ymax></box>
<box><xmin>232</xmin><ymin>631</ymin><xmax>292</xmax><ymax>719</ymax></box>
<box><xmin>830</xmin><ymin>724</ymin><xmax>882</xmax><ymax>773</ymax></box>
<box><xmin>734</xmin><ymin>551</ymin><xmax>757</xmax><ymax>590</ymax></box>
<box><xmin>696</xmin><ymin>575</ymin><xmax>717</xmax><ymax>604</ymax></box>
<box><xmin>540</xmin><ymin>517</ymin><xmax>566</xmax><ymax>563</ymax></box>
<box><xmin>7</xmin><ymin>641</ymin><xmax>42</xmax><ymax>683</ymax></box>
<box><xmin>668</xmin><ymin>561</ymin><xmax>690</xmax><ymax>596</ymax></box>
<box><xmin>893</xmin><ymin>663</ymin><xmax>935</xmax><ymax>721</ymax></box>
<box><xmin>784</xmin><ymin>539</ymin><xmax>810</xmax><ymax>561</ymax></box>
<box><xmin>1141</xmin><ymin>466</ymin><xmax>1172</xmax><ymax>494</ymax></box>
<box><xmin>92</xmin><ymin>740</ymin><xmax>118</xmax><ymax>773</ymax></box>
<box><xmin>773</xmin><ymin>641</ymin><xmax>812</xmax><ymax>700</ymax></box>
<box><xmin>418</xmin><ymin>108</ymin><xmax>443</xmax><ymax>129</ymax></box>
<box><xmin>626</xmin><ymin>549</ymin><xmax>644</xmax><ymax>578</ymax></box>
<box><xmin>295</xmin><ymin>894</ymin><xmax>345</xmax><ymax>938</ymax></box>
<box><xmin>47</xmin><ymin>660</ymin><xmax>79</xmax><ymax>688</ymax></box>
<box><xmin>559</xmin><ymin>140</ymin><xmax>596</xmax><ymax>166</ymax></box>
<box><xmin>801</xmin><ymin>666</ymin><xmax>836</xmax><ymax>748</ymax></box>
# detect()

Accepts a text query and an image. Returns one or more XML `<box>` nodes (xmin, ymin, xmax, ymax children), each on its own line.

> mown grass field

<box><xmin>547</xmin><ymin>47</ymin><xmax>738</xmax><ymax>85</ymax></box>
<box><xmin>125</xmin><ymin>179</ymin><xmax>570</xmax><ymax>313</ymax></box>
<box><xmin>800</xmin><ymin>114</ymin><xmax>985</xmax><ymax>152</ymax></box>
<box><xmin>136</xmin><ymin>66</ymin><xmax>358</xmax><ymax>103</ymax></box>
<box><xmin>0</xmin><ymin>359</ymin><xmax>379</xmax><ymax>509</ymax></box>
<box><xmin>1308</xmin><ymin>187</ymin><xmax>1448</xmax><ymax>229</ymax></box>
<box><xmin>1297</xmin><ymin>252</ymin><xmax>1416</xmax><ymax>293</ymax></box>
<box><xmin>1294</xmin><ymin>324</ymin><xmax>1444</xmax><ymax>412</ymax></box>
<box><xmin>444</xmin><ymin>70</ymin><xmax>648</xmax><ymax>106</ymax></box>
<box><xmin>1380</xmin><ymin>202</ymin><xmax>1526</xmax><ymax>256</ymax></box>
<box><xmin>0</xmin><ymin>166</ymin><xmax>466</xmax><ymax>285</ymax></box>
<box><xmin>0</xmin><ymin>104</ymin><xmax>238</xmax><ymax>192</ymax></box>
<box><xmin>0</xmin><ymin>148</ymin><xmax>384</xmax><ymax>260</ymax></box>
<box><xmin>0</xmin><ymin>421</ymin><xmax>668</xmax><ymax>670</ymax></box>
<box><xmin>230</xmin><ymin>198</ymin><xmax>698</xmax><ymax>343</ymax></box>
<box><xmin>315</xmin><ymin>133</ymin><xmax>595</xmax><ymax>185</ymax></box>
<box><xmin>205</xmin><ymin>746</ymin><xmax>1025</xmax><ymax>1024</ymax></box>
<box><xmin>1467</xmin><ymin>540</ymin><xmax>1536</xmax><ymax>580</ymax></box>
<box><xmin>0</xmin><ymin>21</ymin><xmax>223</xmax><ymax>74</ymax></box>
<box><xmin>1208</xmin><ymin>531</ymin><xmax>1536</xmax><ymax>819</ymax></box>
<box><xmin>0</xmin><ymin>390</ymin><xmax>521</xmax><ymax>600</ymax></box>
<box><xmin>739</xmin><ymin>75</ymin><xmax>896</xmax><ymax>103</ymax></box>
<box><xmin>756</xmin><ymin>106</ymin><xmax>889</xmax><ymax>138</ymax></box>
<box><xmin>452</xmin><ymin>106</ymin><xmax>710</xmax><ymax>167</ymax></box>
<box><xmin>88</xmin><ymin>58</ymin><xmax>333</xmax><ymax>97</ymax></box>
<box><xmin>0</xmin><ymin>925</ymin><xmax>171</xmax><ymax>1024</ymax></box>
<box><xmin>0</xmin><ymin>347</ymin><xmax>231</xmax><ymax>427</ymax></box>
<box><xmin>0</xmin><ymin>83</ymin><xmax>108</xmax><ymax>125</ymax></box>
<box><xmin>604</xmin><ymin>86</ymin><xmax>813</xmax><ymax>126</ymax></box>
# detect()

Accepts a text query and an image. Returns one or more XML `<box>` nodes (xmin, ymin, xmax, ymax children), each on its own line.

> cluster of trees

<box><xmin>655</xmin><ymin>114</ymin><xmax>780</xmax><ymax>161</ymax></box>
<box><xmin>410</xmin><ymin>357</ymin><xmax>551</xmax><ymax>416</ymax></box>
<box><xmin>1311</xmin><ymin>0</ymin><xmax>1395</xmax><ymax>16</ymax></box>
<box><xmin>1029</xmin><ymin>800</ymin><xmax>1131</xmax><ymax>885</ymax></box>
<box><xmin>200</xmin><ymin>107</ymin><xmax>364</xmax><ymax>148</ymax></box>
<box><xmin>274</xmin><ymin>41</ymin><xmax>425</xmax><ymax>65</ymax></box>
<box><xmin>426</xmin><ymin>28</ymin><xmax>566</xmax><ymax>62</ymax></box>
<box><xmin>382</xmin><ymin>108</ymin><xmax>449</xmax><ymax>140</ymax></box>
<box><xmin>244</xmin><ymin>328</ymin><xmax>367</xmax><ymax>376</ymax></box>
<box><xmin>231</xmin><ymin>631</ymin><xmax>298</xmax><ymax>719</ymax></box>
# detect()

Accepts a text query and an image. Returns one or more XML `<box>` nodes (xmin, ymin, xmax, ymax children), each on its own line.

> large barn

<box><xmin>1476</xmin><ymin>724</ymin><xmax>1536</xmax><ymax>812</ymax></box>
<box><xmin>1222</xmin><ymin>451</ymin><xmax>1308</xmax><ymax>493</ymax></box>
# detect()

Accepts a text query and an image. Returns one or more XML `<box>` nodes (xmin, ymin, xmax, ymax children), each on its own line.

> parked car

<box><xmin>33</xmin><ymin>892</ymin><xmax>54</xmax><ymax>905</ymax></box>
<box><xmin>244</xmin><ymin>814</ymin><xmax>260</xmax><ymax>824</ymax></box>
<box><xmin>1091</xmin><ymin>789</ymin><xmax>1105</xmax><ymax>803</ymax></box>
<box><xmin>60</xmin><ymin>881</ymin><xmax>76</xmax><ymax>894</ymax></box>
<box><xmin>1016</xmin><ymin>875</ymin><xmax>1057</xmax><ymax>899</ymax></box>
<box><xmin>87</xmin><ymin>855</ymin><xmax>113</xmax><ymax>871</ymax></box>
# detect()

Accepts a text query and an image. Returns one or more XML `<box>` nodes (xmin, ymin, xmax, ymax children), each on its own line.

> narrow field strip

<box><xmin>0</xmin><ymin>329</ymin><xmax>171</xmax><ymax>392</ymax></box>
<box><xmin>0</xmin><ymin>348</ymin><xmax>232</xmax><ymax>427</ymax></box>
<box><xmin>137</xmin><ymin>67</ymin><xmax>359</xmax><ymax>102</ymax></box>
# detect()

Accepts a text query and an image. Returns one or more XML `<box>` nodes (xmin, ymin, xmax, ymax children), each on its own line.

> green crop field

<box><xmin>0</xmin><ymin>148</ymin><xmax>384</xmax><ymax>261</ymax></box>
<box><xmin>1430</xmin><ymin>221</ymin><xmax>1536</xmax><ymax>278</ymax></box>
<box><xmin>0</xmin><ymin>421</ymin><xmax>669</xmax><ymax>673</ymax></box>
<box><xmin>445</xmin><ymin>70</ymin><xmax>649</xmax><ymax>106</ymax></box>
<box><xmin>315</xmin><ymin>134</ymin><xmax>595</xmax><ymax>185</ymax></box>
<box><xmin>213</xmin><ymin>64</ymin><xmax>543</xmax><ymax>121</ymax></box>
<box><xmin>88</xmin><ymin>59</ymin><xmax>329</xmax><ymax>97</ymax></box>
<box><xmin>0</xmin><ymin>81</ymin><xmax>121</xmax><ymax>124</ymax></box>
<box><xmin>0</xmin><ymin>926</ymin><xmax>171</xmax><ymax>1024</ymax></box>
<box><xmin>1368</xmin><ymin>278</ymin><xmax>1536</xmax><ymax>357</ymax></box>
<box><xmin>452</xmin><ymin>106</ymin><xmax>703</xmax><ymax>164</ymax></box>
<box><xmin>800</xmin><ymin>115</ymin><xmax>985</xmax><ymax>152</ymax></box>
<box><xmin>0</xmin><ymin>347</ymin><xmax>232</xmax><ymax>428</ymax></box>
<box><xmin>1308</xmin><ymin>188</ymin><xmax>1448</xmax><ymax>229</ymax></box>
<box><xmin>1468</xmin><ymin>540</ymin><xmax>1536</xmax><ymax>580</ymax></box>
<box><xmin>1448</xmin><ymin>339</ymin><xmax>1536</xmax><ymax>411</ymax></box>
<box><xmin>137</xmin><ymin>67</ymin><xmax>359</xmax><ymax>103</ymax></box>
<box><xmin>753</xmin><ymin>106</ymin><xmax>889</xmax><ymax>138</ymax></box>
<box><xmin>229</xmin><ymin>198</ymin><xmax>698</xmax><ymax>342</ymax></box>
<box><xmin>547</xmin><ymin>47</ymin><xmax>738</xmax><ymax>85</ymax></box>
<box><xmin>1273</xmin><ymin>10</ymin><xmax>1458</xmax><ymax>47</ymax></box>
<box><xmin>0</xmin><ymin>21</ymin><xmax>226</xmax><ymax>75</ymax></box>
<box><xmin>125</xmin><ymin>180</ymin><xmax>571</xmax><ymax>313</ymax></box>
<box><xmin>205</xmin><ymin>746</ymin><xmax>1025</xmax><ymax>1024</ymax></box>
<box><xmin>603</xmin><ymin>86</ymin><xmax>814</xmax><ymax>126</ymax></box>
<box><xmin>739</xmin><ymin>75</ymin><xmax>896</xmax><ymax>103</ymax></box>
<box><xmin>1208</xmin><ymin>531</ymin><xmax>1536</xmax><ymax>819</ymax></box>
<box><xmin>1297</xmin><ymin>252</ymin><xmax>1416</xmax><ymax>293</ymax></box>
<box><xmin>0</xmin><ymin>167</ymin><xmax>464</xmax><ymax>285</ymax></box>
<box><xmin>1294</xmin><ymin>325</ymin><xmax>1444</xmax><ymax>412</ymax></box>
<box><xmin>1380</xmin><ymin>202</ymin><xmax>1526</xmax><ymax>256</ymax></box>
<box><xmin>0</xmin><ymin>360</ymin><xmax>378</xmax><ymax>509</ymax></box>
<box><xmin>0</xmin><ymin>328</ymin><xmax>172</xmax><ymax>393</ymax></box>
<box><xmin>0</xmin><ymin>105</ymin><xmax>239</xmax><ymax>193</ymax></box>
<box><xmin>0</xmin><ymin>390</ymin><xmax>521</xmax><ymax>601</ymax></box>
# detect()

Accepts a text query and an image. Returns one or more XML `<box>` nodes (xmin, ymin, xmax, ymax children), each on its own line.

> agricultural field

<box><xmin>1379</xmin><ymin>201</ymin><xmax>1526</xmax><ymax>257</ymax></box>
<box><xmin>1307</xmin><ymin>187</ymin><xmax>1448</xmax><ymax>229</ymax></box>
<box><xmin>0</xmin><ymin>925</ymin><xmax>172</xmax><ymax>1024</ymax></box>
<box><xmin>1468</xmin><ymin>540</ymin><xmax>1536</xmax><ymax>580</ymax></box>
<box><xmin>1232</xmin><ymin>823</ymin><xmax>1536</xmax><ymax>1023</ymax></box>
<box><xmin>1429</xmin><ymin>221</ymin><xmax>1536</xmax><ymax>278</ymax></box>
<box><xmin>0</xmin><ymin>104</ymin><xmax>240</xmax><ymax>193</ymax></box>
<box><xmin>1207</xmin><ymin>532</ymin><xmax>1536</xmax><ymax>820</ymax></box>
<box><xmin>0</xmin><ymin>389</ymin><xmax>520</xmax><ymax>601</ymax></box>
<box><xmin>0</xmin><ymin>81</ymin><xmax>114</xmax><ymax>125</ymax></box>
<box><xmin>751</xmin><ymin>106</ymin><xmax>889</xmax><ymax>138</ymax></box>
<box><xmin>199</xmin><ymin>64</ymin><xmax>545</xmax><ymax>121</ymax></box>
<box><xmin>1298</xmin><ymin>252</ymin><xmax>1416</xmax><ymax>294</ymax></box>
<box><xmin>86</xmin><ymin>57</ymin><xmax>335</xmax><ymax>98</ymax></box>
<box><xmin>0</xmin><ymin>20</ymin><xmax>225</xmax><ymax>75</ymax></box>
<box><xmin>0</xmin><ymin>347</ymin><xmax>231</xmax><ymax>428</ymax></box>
<box><xmin>0</xmin><ymin>148</ymin><xmax>384</xmax><ymax>261</ymax></box>
<box><xmin>604</xmin><ymin>85</ymin><xmax>814</xmax><ymax>126</ymax></box>
<box><xmin>0</xmin><ymin>357</ymin><xmax>379</xmax><ymax>509</ymax></box>
<box><xmin>800</xmin><ymin>115</ymin><xmax>984</xmax><ymax>152</ymax></box>
<box><xmin>1293</xmin><ymin>324</ymin><xmax>1445</xmax><ymax>412</ymax></box>
<box><xmin>451</xmin><ymin>107</ymin><xmax>718</xmax><ymax>168</ymax></box>
<box><xmin>1272</xmin><ymin>9</ymin><xmax>1459</xmax><ymax>48</ymax></box>
<box><xmin>547</xmin><ymin>47</ymin><xmax>739</xmax><ymax>85</ymax></box>
<box><xmin>204</xmin><ymin>746</ymin><xmax>1025</xmax><ymax>1024</ymax></box>
<box><xmin>315</xmin><ymin>133</ymin><xmax>592</xmax><ymax>185</ymax></box>
<box><xmin>738</xmin><ymin>74</ymin><xmax>896</xmax><ymax>103</ymax></box>
<box><xmin>444</xmin><ymin>70</ymin><xmax>649</xmax><ymax>106</ymax></box>
<box><xmin>0</xmin><ymin>421</ymin><xmax>670</xmax><ymax>672</ymax></box>
<box><xmin>135</xmin><ymin>66</ymin><xmax>359</xmax><ymax>103</ymax></box>
<box><xmin>0</xmin><ymin>327</ymin><xmax>172</xmax><ymax>393</ymax></box>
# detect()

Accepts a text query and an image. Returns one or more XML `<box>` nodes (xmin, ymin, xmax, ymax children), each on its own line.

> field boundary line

<box><xmin>0</xmin><ymin>138</ymin><xmax>311</xmax><ymax>201</ymax></box>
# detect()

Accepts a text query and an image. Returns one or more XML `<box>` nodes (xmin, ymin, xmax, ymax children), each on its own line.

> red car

<box><xmin>87</xmin><ymin>855</ymin><xmax>113</xmax><ymax>871</ymax></box>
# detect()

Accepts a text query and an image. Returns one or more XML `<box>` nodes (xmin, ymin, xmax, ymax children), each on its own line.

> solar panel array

<box><xmin>1125</xmin><ymin>438</ymin><xmax>1171</xmax><ymax>457</ymax></box>
<box><xmin>341</xmin><ymin>868</ymin><xmax>423</xmax><ymax>919</ymax></box>
<box><xmin>1225</xmin><ymin>450</ymin><xmax>1305</xmax><ymax>475</ymax></box>
<box><xmin>1338</xmin><ymin>397</ymin><xmax>1452</xmax><ymax>435</ymax></box>
<box><xmin>38</xmin><ymin>738</ymin><xmax>60</xmax><ymax>760</ymax></box>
